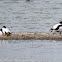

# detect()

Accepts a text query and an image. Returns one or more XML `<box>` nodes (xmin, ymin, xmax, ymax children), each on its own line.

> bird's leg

<box><xmin>60</xmin><ymin>32</ymin><xmax>61</xmax><ymax>34</ymax></box>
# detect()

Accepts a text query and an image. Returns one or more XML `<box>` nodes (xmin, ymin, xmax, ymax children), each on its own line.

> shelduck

<box><xmin>51</xmin><ymin>21</ymin><xmax>62</xmax><ymax>34</ymax></box>
<box><xmin>2</xmin><ymin>26</ymin><xmax>11</xmax><ymax>36</ymax></box>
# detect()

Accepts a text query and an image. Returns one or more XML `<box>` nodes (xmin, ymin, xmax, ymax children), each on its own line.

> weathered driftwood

<box><xmin>0</xmin><ymin>32</ymin><xmax>62</xmax><ymax>40</ymax></box>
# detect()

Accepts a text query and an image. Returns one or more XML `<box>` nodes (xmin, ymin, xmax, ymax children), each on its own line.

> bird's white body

<box><xmin>2</xmin><ymin>28</ymin><xmax>11</xmax><ymax>34</ymax></box>
<box><xmin>58</xmin><ymin>27</ymin><xmax>62</xmax><ymax>31</ymax></box>
<box><xmin>51</xmin><ymin>23</ymin><xmax>62</xmax><ymax>34</ymax></box>
<box><xmin>0</xmin><ymin>31</ymin><xmax>2</xmax><ymax>35</ymax></box>
<box><xmin>52</xmin><ymin>23</ymin><xmax>61</xmax><ymax>29</ymax></box>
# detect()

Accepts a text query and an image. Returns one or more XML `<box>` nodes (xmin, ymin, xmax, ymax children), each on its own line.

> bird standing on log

<box><xmin>50</xmin><ymin>21</ymin><xmax>62</xmax><ymax>34</ymax></box>
<box><xmin>2</xmin><ymin>26</ymin><xmax>11</xmax><ymax>36</ymax></box>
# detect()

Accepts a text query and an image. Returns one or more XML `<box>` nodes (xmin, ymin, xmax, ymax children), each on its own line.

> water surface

<box><xmin>0</xmin><ymin>0</ymin><xmax>62</xmax><ymax>62</ymax></box>
<box><xmin>0</xmin><ymin>0</ymin><xmax>62</xmax><ymax>32</ymax></box>
<box><xmin>0</xmin><ymin>40</ymin><xmax>62</xmax><ymax>62</ymax></box>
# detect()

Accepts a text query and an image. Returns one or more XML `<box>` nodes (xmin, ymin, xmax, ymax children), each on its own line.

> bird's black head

<box><xmin>0</xmin><ymin>29</ymin><xmax>2</xmax><ymax>31</ymax></box>
<box><xmin>59</xmin><ymin>21</ymin><xmax>62</xmax><ymax>24</ymax></box>
<box><xmin>51</xmin><ymin>28</ymin><xmax>53</xmax><ymax>30</ymax></box>
<box><xmin>50</xmin><ymin>28</ymin><xmax>53</xmax><ymax>32</ymax></box>
<box><xmin>3</xmin><ymin>26</ymin><xmax>6</xmax><ymax>28</ymax></box>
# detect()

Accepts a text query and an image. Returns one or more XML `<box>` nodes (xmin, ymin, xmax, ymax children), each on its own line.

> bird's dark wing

<box><xmin>55</xmin><ymin>25</ymin><xmax>62</xmax><ymax>30</ymax></box>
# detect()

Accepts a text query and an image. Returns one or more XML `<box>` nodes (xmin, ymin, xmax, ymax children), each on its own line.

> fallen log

<box><xmin>0</xmin><ymin>32</ymin><xmax>62</xmax><ymax>40</ymax></box>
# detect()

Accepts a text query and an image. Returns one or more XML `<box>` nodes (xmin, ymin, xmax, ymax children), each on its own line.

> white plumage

<box><xmin>52</xmin><ymin>23</ymin><xmax>61</xmax><ymax>29</ymax></box>
<box><xmin>0</xmin><ymin>30</ymin><xmax>2</xmax><ymax>35</ymax></box>
<box><xmin>2</xmin><ymin>28</ymin><xmax>11</xmax><ymax>34</ymax></box>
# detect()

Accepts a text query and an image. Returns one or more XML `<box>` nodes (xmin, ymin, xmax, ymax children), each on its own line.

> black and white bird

<box><xmin>50</xmin><ymin>21</ymin><xmax>62</xmax><ymax>34</ymax></box>
<box><xmin>2</xmin><ymin>26</ymin><xmax>11</xmax><ymax>36</ymax></box>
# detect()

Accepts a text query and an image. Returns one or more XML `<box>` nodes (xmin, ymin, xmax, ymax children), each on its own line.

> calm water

<box><xmin>0</xmin><ymin>0</ymin><xmax>62</xmax><ymax>32</ymax></box>
<box><xmin>0</xmin><ymin>0</ymin><xmax>62</xmax><ymax>62</ymax></box>
<box><xmin>0</xmin><ymin>40</ymin><xmax>62</xmax><ymax>62</ymax></box>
